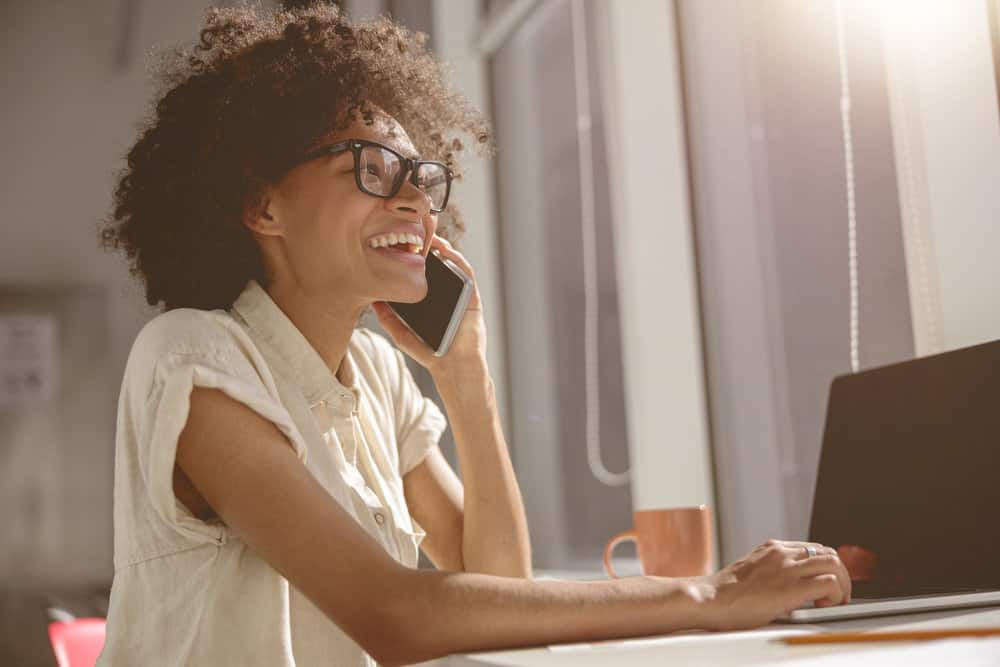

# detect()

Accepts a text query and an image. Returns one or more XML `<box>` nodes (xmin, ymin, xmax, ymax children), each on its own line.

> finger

<box><xmin>805</xmin><ymin>544</ymin><xmax>851</xmax><ymax>603</ymax></box>
<box><xmin>427</xmin><ymin>239</ymin><xmax>483</xmax><ymax>312</ymax></box>
<box><xmin>801</xmin><ymin>573</ymin><xmax>844</xmax><ymax>608</ymax></box>
<box><xmin>420</xmin><ymin>213</ymin><xmax>439</xmax><ymax>252</ymax></box>
<box><xmin>372</xmin><ymin>302</ymin><xmax>430</xmax><ymax>353</ymax></box>
<box><xmin>767</xmin><ymin>541</ymin><xmax>804</xmax><ymax>561</ymax></box>
<box><xmin>371</xmin><ymin>302</ymin><xmax>408</xmax><ymax>338</ymax></box>
<box><xmin>788</xmin><ymin>542</ymin><xmax>824</xmax><ymax>561</ymax></box>
<box><xmin>430</xmin><ymin>236</ymin><xmax>476</xmax><ymax>280</ymax></box>
<box><xmin>790</xmin><ymin>554</ymin><xmax>843</xmax><ymax>579</ymax></box>
<box><xmin>831</xmin><ymin>551</ymin><xmax>852</xmax><ymax>603</ymax></box>
<box><xmin>429</xmin><ymin>234</ymin><xmax>453</xmax><ymax>254</ymax></box>
<box><xmin>755</xmin><ymin>538</ymin><xmax>783</xmax><ymax>553</ymax></box>
<box><xmin>773</xmin><ymin>539</ymin><xmax>816</xmax><ymax>555</ymax></box>
<box><xmin>771</xmin><ymin>543</ymin><xmax>849</xmax><ymax>605</ymax></box>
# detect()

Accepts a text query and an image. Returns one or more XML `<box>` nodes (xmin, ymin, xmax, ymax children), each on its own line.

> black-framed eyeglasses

<box><xmin>298</xmin><ymin>138</ymin><xmax>453</xmax><ymax>213</ymax></box>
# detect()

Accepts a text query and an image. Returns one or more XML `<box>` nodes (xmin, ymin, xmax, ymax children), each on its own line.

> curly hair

<box><xmin>101</xmin><ymin>1</ymin><xmax>493</xmax><ymax>311</ymax></box>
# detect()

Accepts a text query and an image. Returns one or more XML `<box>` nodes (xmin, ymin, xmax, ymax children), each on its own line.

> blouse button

<box><xmin>374</xmin><ymin>511</ymin><xmax>385</xmax><ymax>526</ymax></box>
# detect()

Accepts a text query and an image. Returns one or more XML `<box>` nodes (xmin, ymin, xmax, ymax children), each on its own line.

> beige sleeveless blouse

<box><xmin>97</xmin><ymin>280</ymin><xmax>446</xmax><ymax>666</ymax></box>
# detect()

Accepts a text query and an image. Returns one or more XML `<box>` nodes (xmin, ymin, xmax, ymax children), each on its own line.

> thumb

<box><xmin>372</xmin><ymin>302</ymin><xmax>428</xmax><ymax>352</ymax></box>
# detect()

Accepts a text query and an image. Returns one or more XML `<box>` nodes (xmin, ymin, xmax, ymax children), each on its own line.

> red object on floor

<box><xmin>48</xmin><ymin>618</ymin><xmax>106</xmax><ymax>667</ymax></box>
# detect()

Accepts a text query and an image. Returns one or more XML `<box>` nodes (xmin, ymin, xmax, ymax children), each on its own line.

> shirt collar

<box><xmin>230</xmin><ymin>280</ymin><xmax>359</xmax><ymax>406</ymax></box>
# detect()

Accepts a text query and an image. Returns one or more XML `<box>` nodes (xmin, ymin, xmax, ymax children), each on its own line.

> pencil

<box><xmin>782</xmin><ymin>627</ymin><xmax>1000</xmax><ymax>645</ymax></box>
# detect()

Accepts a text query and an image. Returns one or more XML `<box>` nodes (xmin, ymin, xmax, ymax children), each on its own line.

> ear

<box><xmin>243</xmin><ymin>188</ymin><xmax>284</xmax><ymax>238</ymax></box>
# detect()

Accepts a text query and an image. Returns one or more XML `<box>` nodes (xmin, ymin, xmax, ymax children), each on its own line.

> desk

<box><xmin>435</xmin><ymin>605</ymin><xmax>1000</xmax><ymax>666</ymax></box>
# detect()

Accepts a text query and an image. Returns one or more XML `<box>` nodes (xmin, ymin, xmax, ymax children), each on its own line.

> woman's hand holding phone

<box><xmin>372</xmin><ymin>234</ymin><xmax>488</xmax><ymax>381</ymax></box>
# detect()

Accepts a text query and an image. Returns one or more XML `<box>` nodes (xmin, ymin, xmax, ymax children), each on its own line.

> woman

<box><xmin>97</xmin><ymin>4</ymin><xmax>850</xmax><ymax>666</ymax></box>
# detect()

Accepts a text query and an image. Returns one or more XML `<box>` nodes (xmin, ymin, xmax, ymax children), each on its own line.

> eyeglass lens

<box><xmin>357</xmin><ymin>144</ymin><xmax>448</xmax><ymax>210</ymax></box>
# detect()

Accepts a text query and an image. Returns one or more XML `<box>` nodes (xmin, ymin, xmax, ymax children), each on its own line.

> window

<box><xmin>488</xmin><ymin>0</ymin><xmax>633</xmax><ymax>572</ymax></box>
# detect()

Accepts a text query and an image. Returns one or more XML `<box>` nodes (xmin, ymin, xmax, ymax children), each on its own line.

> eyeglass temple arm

<box><xmin>300</xmin><ymin>140</ymin><xmax>354</xmax><ymax>162</ymax></box>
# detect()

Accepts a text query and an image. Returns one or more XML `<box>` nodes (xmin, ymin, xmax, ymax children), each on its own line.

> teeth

<box><xmin>368</xmin><ymin>232</ymin><xmax>424</xmax><ymax>250</ymax></box>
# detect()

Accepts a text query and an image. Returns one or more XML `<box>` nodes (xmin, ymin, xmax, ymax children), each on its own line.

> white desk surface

<box><xmin>429</xmin><ymin>605</ymin><xmax>1000</xmax><ymax>667</ymax></box>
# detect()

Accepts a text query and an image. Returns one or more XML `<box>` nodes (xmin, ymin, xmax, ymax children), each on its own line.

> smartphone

<box><xmin>387</xmin><ymin>249</ymin><xmax>473</xmax><ymax>356</ymax></box>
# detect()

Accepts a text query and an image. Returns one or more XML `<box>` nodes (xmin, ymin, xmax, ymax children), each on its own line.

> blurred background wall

<box><xmin>2</xmin><ymin>0</ymin><xmax>999</xmax><ymax>664</ymax></box>
<box><xmin>1</xmin><ymin>2</ymin><xmax>219</xmax><ymax>663</ymax></box>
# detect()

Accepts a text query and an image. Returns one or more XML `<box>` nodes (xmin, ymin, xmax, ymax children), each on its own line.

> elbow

<box><xmin>507</xmin><ymin>560</ymin><xmax>534</xmax><ymax>580</ymax></box>
<box><xmin>370</xmin><ymin>650</ymin><xmax>410</xmax><ymax>667</ymax></box>
<box><xmin>367</xmin><ymin>634</ymin><xmax>423</xmax><ymax>667</ymax></box>
<box><xmin>374</xmin><ymin>651</ymin><xmax>428</xmax><ymax>667</ymax></box>
<box><xmin>366</xmin><ymin>624</ymin><xmax>435</xmax><ymax>666</ymax></box>
<box><xmin>354</xmin><ymin>611</ymin><xmax>426</xmax><ymax>667</ymax></box>
<box><xmin>512</xmin><ymin>540</ymin><xmax>533</xmax><ymax>579</ymax></box>
<box><xmin>361</xmin><ymin>569</ymin><xmax>438</xmax><ymax>667</ymax></box>
<box><xmin>463</xmin><ymin>544</ymin><xmax>533</xmax><ymax>579</ymax></box>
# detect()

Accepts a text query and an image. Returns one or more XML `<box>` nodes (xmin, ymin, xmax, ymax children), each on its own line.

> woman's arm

<box><xmin>402</xmin><ymin>362</ymin><xmax>530</xmax><ymax>577</ymax></box>
<box><xmin>176</xmin><ymin>386</ymin><xmax>690</xmax><ymax>664</ymax></box>
<box><xmin>401</xmin><ymin>448</ymin><xmax>466</xmax><ymax>571</ymax></box>
<box><xmin>178</xmin><ymin>387</ymin><xmax>850</xmax><ymax>667</ymax></box>
<box><xmin>378</xmin><ymin>233</ymin><xmax>531</xmax><ymax>578</ymax></box>
<box><xmin>433</xmin><ymin>362</ymin><xmax>531</xmax><ymax>577</ymax></box>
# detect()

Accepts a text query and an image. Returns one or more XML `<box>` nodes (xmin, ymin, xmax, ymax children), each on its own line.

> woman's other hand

<box><xmin>692</xmin><ymin>539</ymin><xmax>852</xmax><ymax>631</ymax></box>
<box><xmin>373</xmin><ymin>234</ymin><xmax>488</xmax><ymax>379</ymax></box>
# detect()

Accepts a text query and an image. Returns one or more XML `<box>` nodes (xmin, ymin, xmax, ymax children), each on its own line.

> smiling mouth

<box><xmin>376</xmin><ymin>243</ymin><xmax>422</xmax><ymax>254</ymax></box>
<box><xmin>368</xmin><ymin>233</ymin><xmax>424</xmax><ymax>254</ymax></box>
<box><xmin>369</xmin><ymin>243</ymin><xmax>426</xmax><ymax>264</ymax></box>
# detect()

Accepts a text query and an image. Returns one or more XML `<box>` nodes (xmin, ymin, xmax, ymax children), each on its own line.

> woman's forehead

<box><xmin>324</xmin><ymin>111</ymin><xmax>419</xmax><ymax>159</ymax></box>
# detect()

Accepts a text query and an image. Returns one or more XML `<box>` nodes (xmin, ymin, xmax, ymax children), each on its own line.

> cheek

<box><xmin>287</xmin><ymin>197</ymin><xmax>373</xmax><ymax>265</ymax></box>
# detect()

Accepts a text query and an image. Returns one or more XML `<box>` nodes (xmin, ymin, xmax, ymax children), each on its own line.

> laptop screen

<box><xmin>809</xmin><ymin>338</ymin><xmax>1000</xmax><ymax>597</ymax></box>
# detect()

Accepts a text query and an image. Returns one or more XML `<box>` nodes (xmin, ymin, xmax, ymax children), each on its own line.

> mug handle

<box><xmin>603</xmin><ymin>529</ymin><xmax>638</xmax><ymax>579</ymax></box>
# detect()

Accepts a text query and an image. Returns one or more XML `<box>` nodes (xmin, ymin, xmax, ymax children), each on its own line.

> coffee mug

<box><xmin>603</xmin><ymin>505</ymin><xmax>713</xmax><ymax>578</ymax></box>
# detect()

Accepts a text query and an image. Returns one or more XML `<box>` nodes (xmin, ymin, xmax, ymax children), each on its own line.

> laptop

<box><xmin>786</xmin><ymin>338</ymin><xmax>1000</xmax><ymax>622</ymax></box>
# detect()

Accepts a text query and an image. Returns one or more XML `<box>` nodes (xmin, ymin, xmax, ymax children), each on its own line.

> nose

<box><xmin>387</xmin><ymin>177</ymin><xmax>432</xmax><ymax>219</ymax></box>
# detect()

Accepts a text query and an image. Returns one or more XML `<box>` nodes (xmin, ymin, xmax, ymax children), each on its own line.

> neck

<box><xmin>264</xmin><ymin>278</ymin><xmax>368</xmax><ymax>384</ymax></box>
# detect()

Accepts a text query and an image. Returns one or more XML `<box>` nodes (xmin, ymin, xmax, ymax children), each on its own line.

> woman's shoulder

<box><xmin>133</xmin><ymin>308</ymin><xmax>250</xmax><ymax>358</ymax></box>
<box><xmin>123</xmin><ymin>308</ymin><xmax>258</xmax><ymax>394</ymax></box>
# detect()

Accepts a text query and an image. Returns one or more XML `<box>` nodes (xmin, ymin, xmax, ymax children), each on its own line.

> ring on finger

<box><xmin>804</xmin><ymin>545</ymin><xmax>818</xmax><ymax>558</ymax></box>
